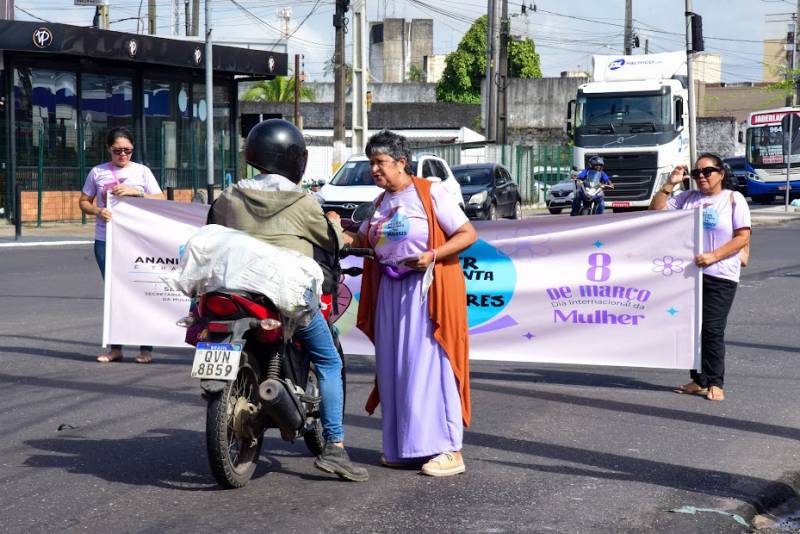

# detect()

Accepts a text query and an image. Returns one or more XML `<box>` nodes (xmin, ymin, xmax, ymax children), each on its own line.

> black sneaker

<box><xmin>314</xmin><ymin>443</ymin><xmax>369</xmax><ymax>482</ymax></box>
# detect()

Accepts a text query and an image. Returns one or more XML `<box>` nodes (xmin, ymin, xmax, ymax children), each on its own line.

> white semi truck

<box><xmin>566</xmin><ymin>51</ymin><xmax>690</xmax><ymax>210</ymax></box>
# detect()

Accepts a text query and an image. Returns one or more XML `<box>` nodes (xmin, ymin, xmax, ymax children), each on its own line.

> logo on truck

<box><xmin>609</xmin><ymin>59</ymin><xmax>625</xmax><ymax>70</ymax></box>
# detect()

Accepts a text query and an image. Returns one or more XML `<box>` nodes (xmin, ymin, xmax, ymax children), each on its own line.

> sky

<box><xmin>12</xmin><ymin>0</ymin><xmax>796</xmax><ymax>83</ymax></box>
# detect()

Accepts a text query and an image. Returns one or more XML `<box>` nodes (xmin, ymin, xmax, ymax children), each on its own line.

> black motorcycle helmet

<box><xmin>244</xmin><ymin>119</ymin><xmax>308</xmax><ymax>183</ymax></box>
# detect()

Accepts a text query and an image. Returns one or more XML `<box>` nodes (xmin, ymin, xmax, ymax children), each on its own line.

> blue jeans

<box><xmin>570</xmin><ymin>189</ymin><xmax>605</xmax><ymax>215</ymax></box>
<box><xmin>94</xmin><ymin>240</ymin><xmax>153</xmax><ymax>353</ymax></box>
<box><xmin>294</xmin><ymin>309</ymin><xmax>344</xmax><ymax>443</ymax></box>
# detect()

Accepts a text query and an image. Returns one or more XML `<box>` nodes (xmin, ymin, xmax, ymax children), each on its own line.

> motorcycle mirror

<box><xmin>351</xmin><ymin>202</ymin><xmax>375</xmax><ymax>224</ymax></box>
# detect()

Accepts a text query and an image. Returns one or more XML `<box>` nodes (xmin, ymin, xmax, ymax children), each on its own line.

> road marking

<box><xmin>0</xmin><ymin>240</ymin><xmax>92</xmax><ymax>248</ymax></box>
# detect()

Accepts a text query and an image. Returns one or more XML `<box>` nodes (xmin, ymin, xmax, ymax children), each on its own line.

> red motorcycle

<box><xmin>179</xmin><ymin>240</ymin><xmax>372</xmax><ymax>488</ymax></box>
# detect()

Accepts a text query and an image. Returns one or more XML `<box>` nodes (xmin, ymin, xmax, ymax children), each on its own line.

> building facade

<box><xmin>0</xmin><ymin>20</ymin><xmax>286</xmax><ymax>220</ymax></box>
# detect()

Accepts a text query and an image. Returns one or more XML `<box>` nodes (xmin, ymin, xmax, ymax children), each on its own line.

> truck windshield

<box><xmin>746</xmin><ymin>122</ymin><xmax>800</xmax><ymax>168</ymax></box>
<box><xmin>576</xmin><ymin>93</ymin><xmax>669</xmax><ymax>133</ymax></box>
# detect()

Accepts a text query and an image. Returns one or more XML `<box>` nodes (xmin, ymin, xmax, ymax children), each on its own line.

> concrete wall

<box><xmin>299</xmin><ymin>82</ymin><xmax>437</xmax><ymax>103</ymax></box>
<box><xmin>697</xmin><ymin>116</ymin><xmax>740</xmax><ymax>158</ymax></box>
<box><xmin>483</xmin><ymin>76</ymin><xmax>588</xmax><ymax>130</ymax></box>
<box><xmin>410</xmin><ymin>19</ymin><xmax>433</xmax><ymax>73</ymax></box>
<box><xmin>698</xmin><ymin>82</ymin><xmax>786</xmax><ymax>123</ymax></box>
<box><xmin>383</xmin><ymin>18</ymin><xmax>405</xmax><ymax>83</ymax></box>
<box><xmin>241</xmin><ymin>101</ymin><xmax>481</xmax><ymax>131</ymax></box>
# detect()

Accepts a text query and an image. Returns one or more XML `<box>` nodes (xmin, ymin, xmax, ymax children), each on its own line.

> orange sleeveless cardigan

<box><xmin>357</xmin><ymin>177</ymin><xmax>471</xmax><ymax>427</ymax></box>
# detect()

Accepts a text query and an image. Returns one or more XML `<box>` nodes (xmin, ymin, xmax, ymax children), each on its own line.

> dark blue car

<box><xmin>452</xmin><ymin>163</ymin><xmax>522</xmax><ymax>220</ymax></box>
<box><xmin>723</xmin><ymin>157</ymin><xmax>753</xmax><ymax>196</ymax></box>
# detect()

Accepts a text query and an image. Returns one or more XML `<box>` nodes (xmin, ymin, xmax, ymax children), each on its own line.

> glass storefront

<box><xmin>81</xmin><ymin>73</ymin><xmax>134</xmax><ymax>169</ymax></box>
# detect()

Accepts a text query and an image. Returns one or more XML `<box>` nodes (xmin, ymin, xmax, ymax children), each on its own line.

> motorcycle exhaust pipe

<box><xmin>258</xmin><ymin>378</ymin><xmax>304</xmax><ymax>433</ymax></box>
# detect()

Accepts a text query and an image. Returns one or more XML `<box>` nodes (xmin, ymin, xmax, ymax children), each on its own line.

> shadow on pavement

<box><xmin>23</xmin><ymin>428</ymin><xmax>377</xmax><ymax>489</ymax></box>
<box><xmin>471</xmin><ymin>368</ymin><xmax>667</xmax><ymax>391</ymax></box>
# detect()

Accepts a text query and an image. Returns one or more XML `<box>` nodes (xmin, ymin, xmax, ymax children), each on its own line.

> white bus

<box><xmin>743</xmin><ymin>108</ymin><xmax>800</xmax><ymax>203</ymax></box>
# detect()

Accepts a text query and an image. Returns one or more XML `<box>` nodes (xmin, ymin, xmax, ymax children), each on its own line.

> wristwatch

<box><xmin>660</xmin><ymin>186</ymin><xmax>673</xmax><ymax>195</ymax></box>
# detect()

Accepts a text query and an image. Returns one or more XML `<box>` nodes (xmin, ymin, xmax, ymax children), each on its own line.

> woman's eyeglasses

<box><xmin>111</xmin><ymin>148</ymin><xmax>133</xmax><ymax>156</ymax></box>
<box><xmin>690</xmin><ymin>166</ymin><xmax>721</xmax><ymax>179</ymax></box>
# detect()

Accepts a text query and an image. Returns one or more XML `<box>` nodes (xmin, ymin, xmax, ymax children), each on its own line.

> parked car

<box><xmin>316</xmin><ymin>154</ymin><xmax>464</xmax><ymax>221</ymax></box>
<box><xmin>451</xmin><ymin>163</ymin><xmax>522</xmax><ymax>220</ymax></box>
<box><xmin>545</xmin><ymin>180</ymin><xmax>576</xmax><ymax>214</ymax></box>
<box><xmin>723</xmin><ymin>156</ymin><xmax>753</xmax><ymax>196</ymax></box>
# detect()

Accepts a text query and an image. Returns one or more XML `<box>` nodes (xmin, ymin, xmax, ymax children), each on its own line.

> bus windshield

<box><xmin>747</xmin><ymin>120</ymin><xmax>800</xmax><ymax>168</ymax></box>
<box><xmin>576</xmin><ymin>92</ymin><xmax>670</xmax><ymax>133</ymax></box>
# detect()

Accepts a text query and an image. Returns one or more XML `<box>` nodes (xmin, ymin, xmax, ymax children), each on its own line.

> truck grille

<box><xmin>588</xmin><ymin>152</ymin><xmax>658</xmax><ymax>202</ymax></box>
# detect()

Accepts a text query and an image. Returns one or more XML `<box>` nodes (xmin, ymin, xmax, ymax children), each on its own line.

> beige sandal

<box><xmin>673</xmin><ymin>382</ymin><xmax>707</xmax><ymax>395</ymax></box>
<box><xmin>97</xmin><ymin>351</ymin><xmax>122</xmax><ymax>363</ymax></box>
<box><xmin>134</xmin><ymin>351</ymin><xmax>153</xmax><ymax>364</ymax></box>
<box><xmin>707</xmin><ymin>385</ymin><xmax>725</xmax><ymax>401</ymax></box>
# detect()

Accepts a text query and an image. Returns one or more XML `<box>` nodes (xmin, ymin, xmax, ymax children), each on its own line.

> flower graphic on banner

<box><xmin>490</xmin><ymin>227</ymin><xmax>553</xmax><ymax>261</ymax></box>
<box><xmin>652</xmin><ymin>255</ymin><xmax>685</xmax><ymax>276</ymax></box>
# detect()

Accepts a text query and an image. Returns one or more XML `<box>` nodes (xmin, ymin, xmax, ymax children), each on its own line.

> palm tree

<box><xmin>322</xmin><ymin>55</ymin><xmax>353</xmax><ymax>85</ymax></box>
<box><xmin>241</xmin><ymin>76</ymin><xmax>316</xmax><ymax>102</ymax></box>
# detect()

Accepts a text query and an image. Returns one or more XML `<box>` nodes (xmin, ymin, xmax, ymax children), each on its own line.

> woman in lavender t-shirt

<box><xmin>650</xmin><ymin>153</ymin><xmax>751</xmax><ymax>401</ymax></box>
<box><xmin>78</xmin><ymin>127</ymin><xmax>163</xmax><ymax>364</ymax></box>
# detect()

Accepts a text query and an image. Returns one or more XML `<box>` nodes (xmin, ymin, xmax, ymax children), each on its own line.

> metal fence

<box><xmin>1</xmin><ymin>120</ymin><xmax>238</xmax><ymax>224</ymax></box>
<box><xmin>412</xmin><ymin>143</ymin><xmax>573</xmax><ymax>205</ymax></box>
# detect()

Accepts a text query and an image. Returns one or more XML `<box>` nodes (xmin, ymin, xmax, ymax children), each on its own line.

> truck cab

<box><xmin>567</xmin><ymin>52</ymin><xmax>690</xmax><ymax>210</ymax></box>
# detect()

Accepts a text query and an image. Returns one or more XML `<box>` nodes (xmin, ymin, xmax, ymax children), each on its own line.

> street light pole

<box><xmin>785</xmin><ymin>13</ymin><xmax>797</xmax><ymax>213</ymax></box>
<box><xmin>205</xmin><ymin>0</ymin><xmax>214</xmax><ymax>203</ymax></box>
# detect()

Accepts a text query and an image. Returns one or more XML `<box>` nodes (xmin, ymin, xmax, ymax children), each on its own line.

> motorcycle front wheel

<box><xmin>206</xmin><ymin>351</ymin><xmax>264</xmax><ymax>489</ymax></box>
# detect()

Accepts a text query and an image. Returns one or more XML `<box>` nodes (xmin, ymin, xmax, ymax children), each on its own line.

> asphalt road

<box><xmin>1</xmin><ymin>221</ymin><xmax>799</xmax><ymax>533</ymax></box>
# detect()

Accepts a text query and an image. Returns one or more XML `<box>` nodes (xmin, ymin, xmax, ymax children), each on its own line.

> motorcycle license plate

<box><xmin>191</xmin><ymin>342</ymin><xmax>242</xmax><ymax>381</ymax></box>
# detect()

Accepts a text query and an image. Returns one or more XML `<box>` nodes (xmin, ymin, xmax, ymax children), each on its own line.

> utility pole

<box><xmin>785</xmin><ymin>11</ymin><xmax>798</xmax><ymax>212</ymax></box>
<box><xmin>191</xmin><ymin>0</ymin><xmax>200</xmax><ymax>36</ymax></box>
<box><xmin>644</xmin><ymin>38</ymin><xmax>649</xmax><ymax>54</ymax></box>
<box><xmin>148</xmin><ymin>0</ymin><xmax>157</xmax><ymax>35</ymax></box>
<box><xmin>685</xmin><ymin>0</ymin><xmax>701</xmax><ymax>166</ymax></box>
<box><xmin>351</xmin><ymin>0</ymin><xmax>368</xmax><ymax>152</ymax></box>
<box><xmin>184</xmin><ymin>0</ymin><xmax>191</xmax><ymax>35</ymax></box>
<box><xmin>485</xmin><ymin>0</ymin><xmax>497</xmax><ymax>142</ymax></box>
<box><xmin>333</xmin><ymin>0</ymin><xmax>349</xmax><ymax>166</ymax></box>
<box><xmin>171</xmin><ymin>0</ymin><xmax>179</xmax><ymax>36</ymax></box>
<box><xmin>94</xmin><ymin>3</ymin><xmax>110</xmax><ymax>30</ymax></box>
<box><xmin>294</xmin><ymin>54</ymin><xmax>302</xmax><ymax>130</ymax></box>
<box><xmin>205</xmin><ymin>0</ymin><xmax>215</xmax><ymax>203</ymax></box>
<box><xmin>624</xmin><ymin>0</ymin><xmax>632</xmax><ymax>55</ymax></box>
<box><xmin>496</xmin><ymin>0</ymin><xmax>509</xmax><ymax>145</ymax></box>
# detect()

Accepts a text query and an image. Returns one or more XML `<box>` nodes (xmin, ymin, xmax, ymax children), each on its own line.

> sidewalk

<box><xmin>2</xmin><ymin>204</ymin><xmax>798</xmax><ymax>246</ymax></box>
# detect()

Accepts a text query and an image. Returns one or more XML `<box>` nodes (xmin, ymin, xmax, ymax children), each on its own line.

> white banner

<box><xmin>105</xmin><ymin>199</ymin><xmax>701</xmax><ymax>369</ymax></box>
<box><xmin>103</xmin><ymin>197</ymin><xmax>209</xmax><ymax>347</ymax></box>
<box><xmin>334</xmin><ymin>209</ymin><xmax>703</xmax><ymax>369</ymax></box>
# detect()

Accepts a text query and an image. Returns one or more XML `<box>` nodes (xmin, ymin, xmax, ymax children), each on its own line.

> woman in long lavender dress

<box><xmin>352</xmin><ymin>130</ymin><xmax>476</xmax><ymax>477</ymax></box>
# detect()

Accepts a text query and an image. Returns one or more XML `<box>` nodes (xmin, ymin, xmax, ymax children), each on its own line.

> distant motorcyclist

<box><xmin>570</xmin><ymin>155</ymin><xmax>614</xmax><ymax>216</ymax></box>
<box><xmin>207</xmin><ymin>119</ymin><xmax>368</xmax><ymax>482</ymax></box>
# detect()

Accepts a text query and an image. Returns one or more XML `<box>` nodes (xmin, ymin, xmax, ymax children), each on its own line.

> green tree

<box><xmin>407</xmin><ymin>64</ymin><xmax>425</xmax><ymax>82</ymax></box>
<box><xmin>241</xmin><ymin>76</ymin><xmax>316</xmax><ymax>103</ymax></box>
<box><xmin>436</xmin><ymin>15</ymin><xmax>542</xmax><ymax>103</ymax></box>
<box><xmin>323</xmin><ymin>55</ymin><xmax>353</xmax><ymax>85</ymax></box>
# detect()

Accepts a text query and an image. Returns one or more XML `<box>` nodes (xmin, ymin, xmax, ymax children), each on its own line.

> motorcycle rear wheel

<box><xmin>302</xmin><ymin>365</ymin><xmax>326</xmax><ymax>456</ymax></box>
<box><xmin>206</xmin><ymin>352</ymin><xmax>264</xmax><ymax>489</ymax></box>
<box><xmin>302</xmin><ymin>338</ymin><xmax>347</xmax><ymax>456</ymax></box>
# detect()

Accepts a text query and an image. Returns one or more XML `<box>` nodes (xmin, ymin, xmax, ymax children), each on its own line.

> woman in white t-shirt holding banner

<box><xmin>650</xmin><ymin>153</ymin><xmax>751</xmax><ymax>401</ymax></box>
<box><xmin>78</xmin><ymin>127</ymin><xmax>163</xmax><ymax>364</ymax></box>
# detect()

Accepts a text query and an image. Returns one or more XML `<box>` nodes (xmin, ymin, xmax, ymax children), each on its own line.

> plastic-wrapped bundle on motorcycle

<box><xmin>164</xmin><ymin>224</ymin><xmax>324</xmax><ymax>326</ymax></box>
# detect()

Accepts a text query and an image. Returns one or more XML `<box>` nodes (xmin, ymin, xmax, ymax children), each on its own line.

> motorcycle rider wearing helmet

<box><xmin>207</xmin><ymin>119</ymin><xmax>368</xmax><ymax>482</ymax></box>
<box><xmin>570</xmin><ymin>155</ymin><xmax>614</xmax><ymax>216</ymax></box>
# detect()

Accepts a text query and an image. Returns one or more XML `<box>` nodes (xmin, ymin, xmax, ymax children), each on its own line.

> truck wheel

<box><xmin>548</xmin><ymin>208</ymin><xmax>562</xmax><ymax>215</ymax></box>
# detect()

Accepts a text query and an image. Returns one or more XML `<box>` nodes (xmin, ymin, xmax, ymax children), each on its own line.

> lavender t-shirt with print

<box><xmin>666</xmin><ymin>189</ymin><xmax>751</xmax><ymax>283</ymax></box>
<box><xmin>359</xmin><ymin>182</ymin><xmax>468</xmax><ymax>277</ymax></box>
<box><xmin>82</xmin><ymin>162</ymin><xmax>162</xmax><ymax>241</ymax></box>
